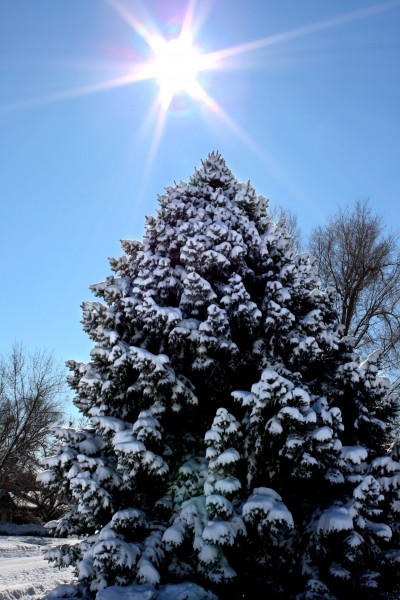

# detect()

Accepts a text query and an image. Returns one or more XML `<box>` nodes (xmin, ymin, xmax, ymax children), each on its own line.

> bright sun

<box><xmin>149</xmin><ymin>36</ymin><xmax>203</xmax><ymax>107</ymax></box>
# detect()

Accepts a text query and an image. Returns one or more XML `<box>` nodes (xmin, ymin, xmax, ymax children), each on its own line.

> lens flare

<box><xmin>149</xmin><ymin>36</ymin><xmax>202</xmax><ymax>107</ymax></box>
<box><xmin>4</xmin><ymin>0</ymin><xmax>395</xmax><ymax>217</ymax></box>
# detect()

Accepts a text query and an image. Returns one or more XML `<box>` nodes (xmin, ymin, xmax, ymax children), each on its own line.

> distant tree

<box><xmin>41</xmin><ymin>154</ymin><xmax>400</xmax><ymax>600</ymax></box>
<box><xmin>0</xmin><ymin>343</ymin><xmax>66</xmax><ymax>495</ymax></box>
<box><xmin>270</xmin><ymin>204</ymin><xmax>302</xmax><ymax>251</ymax></box>
<box><xmin>308</xmin><ymin>199</ymin><xmax>400</xmax><ymax>381</ymax></box>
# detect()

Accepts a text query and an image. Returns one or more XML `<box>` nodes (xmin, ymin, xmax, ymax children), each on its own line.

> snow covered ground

<box><xmin>0</xmin><ymin>536</ymin><xmax>75</xmax><ymax>600</ymax></box>
<box><xmin>0</xmin><ymin>536</ymin><xmax>218</xmax><ymax>600</ymax></box>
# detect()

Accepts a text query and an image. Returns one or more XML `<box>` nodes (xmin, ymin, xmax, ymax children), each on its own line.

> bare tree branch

<box><xmin>0</xmin><ymin>343</ymin><xmax>67</xmax><ymax>494</ymax></box>
<box><xmin>308</xmin><ymin>199</ymin><xmax>400</xmax><ymax>379</ymax></box>
<box><xmin>269</xmin><ymin>204</ymin><xmax>303</xmax><ymax>251</ymax></box>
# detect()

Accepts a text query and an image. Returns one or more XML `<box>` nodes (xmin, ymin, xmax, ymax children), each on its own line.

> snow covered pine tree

<box><xmin>40</xmin><ymin>153</ymin><xmax>400</xmax><ymax>600</ymax></box>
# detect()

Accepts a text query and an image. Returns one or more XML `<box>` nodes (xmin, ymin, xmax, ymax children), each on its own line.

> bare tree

<box><xmin>308</xmin><ymin>199</ymin><xmax>400</xmax><ymax>379</ymax></box>
<box><xmin>0</xmin><ymin>343</ymin><xmax>66</xmax><ymax>494</ymax></box>
<box><xmin>270</xmin><ymin>204</ymin><xmax>303</xmax><ymax>251</ymax></box>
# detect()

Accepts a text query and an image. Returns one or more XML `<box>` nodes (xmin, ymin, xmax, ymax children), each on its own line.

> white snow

<box><xmin>341</xmin><ymin>445</ymin><xmax>368</xmax><ymax>465</ymax></box>
<box><xmin>198</xmin><ymin>543</ymin><xmax>219</xmax><ymax>564</ymax></box>
<box><xmin>309</xmin><ymin>426</ymin><xmax>333</xmax><ymax>442</ymax></box>
<box><xmin>242</xmin><ymin>487</ymin><xmax>294</xmax><ymax>528</ymax></box>
<box><xmin>137</xmin><ymin>557</ymin><xmax>160</xmax><ymax>585</ymax></box>
<box><xmin>372</xmin><ymin>455</ymin><xmax>400</xmax><ymax>473</ymax></box>
<box><xmin>209</xmin><ymin>448</ymin><xmax>240</xmax><ymax>467</ymax></box>
<box><xmin>205</xmin><ymin>495</ymin><xmax>232</xmax><ymax>516</ymax></box>
<box><xmin>266</xmin><ymin>418</ymin><xmax>283</xmax><ymax>435</ymax></box>
<box><xmin>113</xmin><ymin>431</ymin><xmax>146</xmax><ymax>454</ymax></box>
<box><xmin>213</xmin><ymin>476</ymin><xmax>241</xmax><ymax>495</ymax></box>
<box><xmin>93</xmin><ymin>416</ymin><xmax>128</xmax><ymax>433</ymax></box>
<box><xmin>36</xmin><ymin>470</ymin><xmax>56</xmax><ymax>485</ymax></box>
<box><xmin>96</xmin><ymin>582</ymin><xmax>218</xmax><ymax>600</ymax></box>
<box><xmin>317</xmin><ymin>506</ymin><xmax>354</xmax><ymax>534</ymax></box>
<box><xmin>96</xmin><ymin>584</ymin><xmax>156</xmax><ymax>600</ymax></box>
<box><xmin>0</xmin><ymin>536</ymin><xmax>77</xmax><ymax>600</ymax></box>
<box><xmin>162</xmin><ymin>523</ymin><xmax>185</xmax><ymax>548</ymax></box>
<box><xmin>279</xmin><ymin>406</ymin><xmax>304</xmax><ymax>422</ymax></box>
<box><xmin>202</xmin><ymin>520</ymin><xmax>237</xmax><ymax>545</ymax></box>
<box><xmin>365</xmin><ymin>520</ymin><xmax>392</xmax><ymax>540</ymax></box>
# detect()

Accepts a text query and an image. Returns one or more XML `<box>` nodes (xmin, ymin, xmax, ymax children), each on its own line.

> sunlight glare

<box><xmin>148</xmin><ymin>36</ymin><xmax>203</xmax><ymax>108</ymax></box>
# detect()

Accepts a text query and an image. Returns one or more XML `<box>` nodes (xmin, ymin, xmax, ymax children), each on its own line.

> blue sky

<box><xmin>1</xmin><ymin>0</ymin><xmax>399</xmax><ymax>411</ymax></box>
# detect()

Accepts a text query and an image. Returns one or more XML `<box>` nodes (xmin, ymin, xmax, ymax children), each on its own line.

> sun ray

<box><xmin>6</xmin><ymin>0</ymin><xmax>394</xmax><ymax>116</ymax></box>
<box><xmin>201</xmin><ymin>1</ymin><xmax>399</xmax><ymax>70</ymax></box>
<box><xmin>96</xmin><ymin>96</ymin><xmax>164</xmax><ymax>236</ymax></box>
<box><xmin>192</xmin><ymin>83</ymin><xmax>264</xmax><ymax>157</ymax></box>
<box><xmin>139</xmin><ymin>105</ymin><xmax>169</xmax><ymax>203</ymax></box>
<box><xmin>193</xmin><ymin>82</ymin><xmax>325</xmax><ymax>218</ymax></box>
<box><xmin>180</xmin><ymin>0</ymin><xmax>201</xmax><ymax>39</ymax></box>
<box><xmin>101</xmin><ymin>0</ymin><xmax>400</xmax><ymax>222</ymax></box>
<box><xmin>104</xmin><ymin>0</ymin><xmax>164</xmax><ymax>53</ymax></box>
<box><xmin>0</xmin><ymin>69</ymin><xmax>154</xmax><ymax>114</ymax></box>
<box><xmin>4</xmin><ymin>0</ymin><xmax>396</xmax><ymax>224</ymax></box>
<box><xmin>4</xmin><ymin>0</ymin><xmax>397</xmax><ymax>116</ymax></box>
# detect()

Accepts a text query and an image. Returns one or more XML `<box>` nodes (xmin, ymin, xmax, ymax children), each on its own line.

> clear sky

<box><xmin>1</xmin><ymin>0</ymin><xmax>399</xmax><ymax>410</ymax></box>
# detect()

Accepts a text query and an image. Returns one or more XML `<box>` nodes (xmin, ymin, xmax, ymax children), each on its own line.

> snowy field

<box><xmin>0</xmin><ymin>536</ymin><xmax>217</xmax><ymax>600</ymax></box>
<box><xmin>0</xmin><ymin>536</ymin><xmax>75</xmax><ymax>600</ymax></box>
